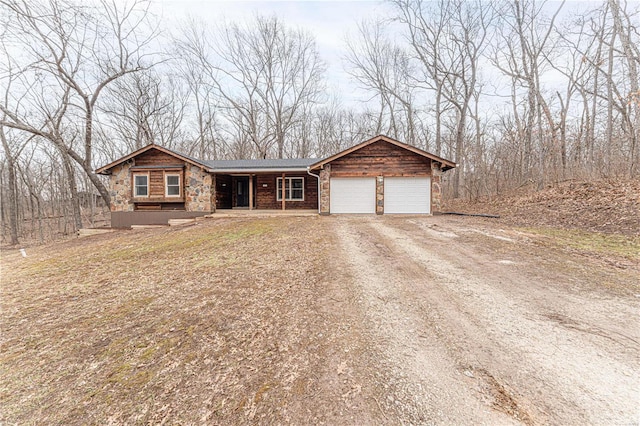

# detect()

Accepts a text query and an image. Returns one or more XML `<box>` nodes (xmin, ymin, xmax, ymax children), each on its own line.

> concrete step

<box><xmin>130</xmin><ymin>225</ymin><xmax>168</xmax><ymax>230</ymax></box>
<box><xmin>78</xmin><ymin>228</ymin><xmax>115</xmax><ymax>238</ymax></box>
<box><xmin>168</xmin><ymin>218</ymin><xmax>196</xmax><ymax>226</ymax></box>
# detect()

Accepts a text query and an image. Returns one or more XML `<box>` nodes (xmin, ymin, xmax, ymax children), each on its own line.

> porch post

<box><xmin>281</xmin><ymin>173</ymin><xmax>286</xmax><ymax>210</ymax></box>
<box><xmin>211</xmin><ymin>174</ymin><xmax>216</xmax><ymax>213</ymax></box>
<box><xmin>248</xmin><ymin>174</ymin><xmax>253</xmax><ymax>211</ymax></box>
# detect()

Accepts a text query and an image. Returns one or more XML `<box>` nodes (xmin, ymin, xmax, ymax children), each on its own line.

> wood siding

<box><xmin>132</xmin><ymin>169</ymin><xmax>184</xmax><ymax>201</ymax></box>
<box><xmin>130</xmin><ymin>149</ymin><xmax>187</xmax><ymax>208</ymax></box>
<box><xmin>256</xmin><ymin>174</ymin><xmax>318</xmax><ymax>210</ymax></box>
<box><xmin>134</xmin><ymin>202</ymin><xmax>185</xmax><ymax>211</ymax></box>
<box><xmin>215</xmin><ymin>175</ymin><xmax>232</xmax><ymax>209</ymax></box>
<box><xmin>329</xmin><ymin>140</ymin><xmax>431</xmax><ymax>177</ymax></box>
<box><xmin>135</xmin><ymin>149</ymin><xmax>184</xmax><ymax>166</ymax></box>
<box><xmin>150</xmin><ymin>170</ymin><xmax>165</xmax><ymax>195</ymax></box>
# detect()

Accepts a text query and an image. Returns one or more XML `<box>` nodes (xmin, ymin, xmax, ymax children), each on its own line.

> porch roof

<box><xmin>204</xmin><ymin>158</ymin><xmax>318</xmax><ymax>173</ymax></box>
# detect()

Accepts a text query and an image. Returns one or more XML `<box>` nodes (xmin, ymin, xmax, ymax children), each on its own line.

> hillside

<box><xmin>443</xmin><ymin>179</ymin><xmax>640</xmax><ymax>236</ymax></box>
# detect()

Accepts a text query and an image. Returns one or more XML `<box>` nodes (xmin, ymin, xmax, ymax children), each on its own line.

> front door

<box><xmin>236</xmin><ymin>177</ymin><xmax>249</xmax><ymax>207</ymax></box>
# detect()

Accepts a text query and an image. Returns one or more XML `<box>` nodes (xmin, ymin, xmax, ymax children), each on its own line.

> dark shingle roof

<box><xmin>204</xmin><ymin>158</ymin><xmax>318</xmax><ymax>171</ymax></box>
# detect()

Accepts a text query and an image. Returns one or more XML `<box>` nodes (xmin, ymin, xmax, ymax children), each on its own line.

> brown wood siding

<box><xmin>130</xmin><ymin>148</ymin><xmax>186</xmax><ymax>207</ymax></box>
<box><xmin>134</xmin><ymin>202</ymin><xmax>184</xmax><ymax>211</ymax></box>
<box><xmin>256</xmin><ymin>173</ymin><xmax>318</xmax><ymax>210</ymax></box>
<box><xmin>329</xmin><ymin>140</ymin><xmax>431</xmax><ymax>177</ymax></box>
<box><xmin>135</xmin><ymin>149</ymin><xmax>184</xmax><ymax>166</ymax></box>
<box><xmin>149</xmin><ymin>170</ymin><xmax>164</xmax><ymax>196</ymax></box>
<box><xmin>215</xmin><ymin>174</ymin><xmax>232</xmax><ymax>209</ymax></box>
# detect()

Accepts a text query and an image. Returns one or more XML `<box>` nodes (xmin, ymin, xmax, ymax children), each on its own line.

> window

<box><xmin>134</xmin><ymin>174</ymin><xmax>148</xmax><ymax>197</ymax></box>
<box><xmin>165</xmin><ymin>174</ymin><xmax>180</xmax><ymax>197</ymax></box>
<box><xmin>277</xmin><ymin>177</ymin><xmax>304</xmax><ymax>201</ymax></box>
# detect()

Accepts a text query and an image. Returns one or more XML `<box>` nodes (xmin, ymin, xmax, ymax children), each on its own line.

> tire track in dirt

<box><xmin>333</xmin><ymin>217</ymin><xmax>519</xmax><ymax>425</ymax></box>
<box><xmin>365</xmin><ymin>217</ymin><xmax>640</xmax><ymax>425</ymax></box>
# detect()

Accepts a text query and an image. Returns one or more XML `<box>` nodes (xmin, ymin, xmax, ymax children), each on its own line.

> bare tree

<box><xmin>559</xmin><ymin>1</ymin><xmax>640</xmax><ymax>177</ymax></box>
<box><xmin>100</xmin><ymin>71</ymin><xmax>188</xmax><ymax>152</ymax></box>
<box><xmin>0</xmin><ymin>125</ymin><xmax>20</xmax><ymax>245</ymax></box>
<box><xmin>0</xmin><ymin>39</ymin><xmax>25</xmax><ymax>244</ymax></box>
<box><xmin>391</xmin><ymin>0</ymin><xmax>494</xmax><ymax>197</ymax></box>
<box><xmin>609</xmin><ymin>0</ymin><xmax>640</xmax><ymax>174</ymax></box>
<box><xmin>491</xmin><ymin>0</ymin><xmax>565</xmax><ymax>187</ymax></box>
<box><xmin>177</xmin><ymin>15</ymin><xmax>326</xmax><ymax>159</ymax></box>
<box><xmin>173</xmin><ymin>21</ymin><xmax>226</xmax><ymax>159</ymax></box>
<box><xmin>0</xmin><ymin>0</ymin><xmax>158</xmax><ymax>210</ymax></box>
<box><xmin>345</xmin><ymin>20</ymin><xmax>420</xmax><ymax>145</ymax></box>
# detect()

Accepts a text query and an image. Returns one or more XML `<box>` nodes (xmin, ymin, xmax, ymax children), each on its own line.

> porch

<box><xmin>206</xmin><ymin>209</ymin><xmax>317</xmax><ymax>218</ymax></box>
<box><xmin>214</xmin><ymin>172</ymin><xmax>319</xmax><ymax>211</ymax></box>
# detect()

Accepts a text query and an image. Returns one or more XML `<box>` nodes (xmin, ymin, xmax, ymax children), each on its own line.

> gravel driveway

<box><xmin>327</xmin><ymin>215</ymin><xmax>639</xmax><ymax>425</ymax></box>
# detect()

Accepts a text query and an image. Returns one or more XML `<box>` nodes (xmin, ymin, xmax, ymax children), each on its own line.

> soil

<box><xmin>1</xmin><ymin>214</ymin><xmax>638</xmax><ymax>424</ymax></box>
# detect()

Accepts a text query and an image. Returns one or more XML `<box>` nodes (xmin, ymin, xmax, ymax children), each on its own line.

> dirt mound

<box><xmin>443</xmin><ymin>179</ymin><xmax>640</xmax><ymax>236</ymax></box>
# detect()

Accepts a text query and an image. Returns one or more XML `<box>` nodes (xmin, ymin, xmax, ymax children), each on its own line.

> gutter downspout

<box><xmin>307</xmin><ymin>167</ymin><xmax>321</xmax><ymax>214</ymax></box>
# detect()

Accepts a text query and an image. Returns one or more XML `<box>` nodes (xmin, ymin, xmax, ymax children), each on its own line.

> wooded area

<box><xmin>1</xmin><ymin>0</ymin><xmax>638</xmax><ymax>245</ymax></box>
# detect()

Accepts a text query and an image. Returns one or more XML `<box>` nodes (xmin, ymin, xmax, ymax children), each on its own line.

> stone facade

<box><xmin>376</xmin><ymin>176</ymin><xmax>384</xmax><ymax>215</ymax></box>
<box><xmin>319</xmin><ymin>165</ymin><xmax>331</xmax><ymax>215</ymax></box>
<box><xmin>109</xmin><ymin>162</ymin><xmax>134</xmax><ymax>212</ymax></box>
<box><xmin>185</xmin><ymin>165</ymin><xmax>214</xmax><ymax>212</ymax></box>
<box><xmin>108</xmin><ymin>162</ymin><xmax>214</xmax><ymax>213</ymax></box>
<box><xmin>431</xmin><ymin>160</ymin><xmax>443</xmax><ymax>212</ymax></box>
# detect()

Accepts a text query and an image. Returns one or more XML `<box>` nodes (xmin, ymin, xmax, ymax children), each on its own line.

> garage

<box><xmin>309</xmin><ymin>135</ymin><xmax>456</xmax><ymax>215</ymax></box>
<box><xmin>330</xmin><ymin>177</ymin><xmax>376</xmax><ymax>214</ymax></box>
<box><xmin>384</xmin><ymin>177</ymin><xmax>431</xmax><ymax>214</ymax></box>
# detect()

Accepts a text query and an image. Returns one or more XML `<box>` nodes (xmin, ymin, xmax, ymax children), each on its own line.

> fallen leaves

<box><xmin>444</xmin><ymin>178</ymin><xmax>640</xmax><ymax>236</ymax></box>
<box><xmin>0</xmin><ymin>218</ymin><xmax>341</xmax><ymax>424</ymax></box>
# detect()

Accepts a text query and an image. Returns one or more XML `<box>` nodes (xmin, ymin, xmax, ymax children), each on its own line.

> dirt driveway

<box><xmin>326</xmin><ymin>215</ymin><xmax>639</xmax><ymax>425</ymax></box>
<box><xmin>1</xmin><ymin>215</ymin><xmax>638</xmax><ymax>424</ymax></box>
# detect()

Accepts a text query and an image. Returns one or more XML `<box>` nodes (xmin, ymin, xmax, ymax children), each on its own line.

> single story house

<box><xmin>96</xmin><ymin>135</ymin><xmax>456</xmax><ymax>227</ymax></box>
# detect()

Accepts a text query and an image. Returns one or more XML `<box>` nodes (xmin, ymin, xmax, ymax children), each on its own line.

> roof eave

<box><xmin>309</xmin><ymin>134</ymin><xmax>457</xmax><ymax>170</ymax></box>
<box><xmin>95</xmin><ymin>143</ymin><xmax>214</xmax><ymax>175</ymax></box>
<box><xmin>212</xmin><ymin>167</ymin><xmax>311</xmax><ymax>174</ymax></box>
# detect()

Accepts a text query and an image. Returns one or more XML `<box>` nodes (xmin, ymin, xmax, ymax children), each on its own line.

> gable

<box><xmin>134</xmin><ymin>148</ymin><xmax>186</xmax><ymax>167</ymax></box>
<box><xmin>96</xmin><ymin>144</ymin><xmax>212</xmax><ymax>174</ymax></box>
<box><xmin>310</xmin><ymin>135</ymin><xmax>456</xmax><ymax>172</ymax></box>
<box><xmin>330</xmin><ymin>140</ymin><xmax>432</xmax><ymax>177</ymax></box>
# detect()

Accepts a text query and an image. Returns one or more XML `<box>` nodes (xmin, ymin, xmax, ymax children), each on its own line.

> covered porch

<box><xmin>209</xmin><ymin>158</ymin><xmax>319</xmax><ymax>212</ymax></box>
<box><xmin>214</xmin><ymin>173</ymin><xmax>318</xmax><ymax>211</ymax></box>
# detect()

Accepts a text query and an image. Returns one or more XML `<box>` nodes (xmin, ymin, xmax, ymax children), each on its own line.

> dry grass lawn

<box><xmin>1</xmin><ymin>217</ymin><xmax>367</xmax><ymax>424</ymax></box>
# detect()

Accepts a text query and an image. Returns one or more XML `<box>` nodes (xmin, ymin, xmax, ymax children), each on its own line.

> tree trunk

<box><xmin>609</xmin><ymin>0</ymin><xmax>640</xmax><ymax>175</ymax></box>
<box><xmin>0</xmin><ymin>126</ymin><xmax>19</xmax><ymax>245</ymax></box>
<box><xmin>59</xmin><ymin>149</ymin><xmax>83</xmax><ymax>232</ymax></box>
<box><xmin>64</xmin><ymin>147</ymin><xmax>111</xmax><ymax>206</ymax></box>
<box><xmin>605</xmin><ymin>18</ymin><xmax>617</xmax><ymax>165</ymax></box>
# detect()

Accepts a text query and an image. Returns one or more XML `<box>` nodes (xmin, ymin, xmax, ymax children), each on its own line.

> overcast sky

<box><xmin>155</xmin><ymin>0</ymin><xmax>604</xmax><ymax>110</ymax></box>
<box><xmin>159</xmin><ymin>0</ymin><xmax>396</xmax><ymax>104</ymax></box>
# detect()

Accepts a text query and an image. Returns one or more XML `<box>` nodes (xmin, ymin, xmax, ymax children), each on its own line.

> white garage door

<box><xmin>330</xmin><ymin>177</ymin><xmax>376</xmax><ymax>214</ymax></box>
<box><xmin>384</xmin><ymin>177</ymin><xmax>431</xmax><ymax>214</ymax></box>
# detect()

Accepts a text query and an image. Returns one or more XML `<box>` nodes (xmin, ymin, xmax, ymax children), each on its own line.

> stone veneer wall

<box><xmin>109</xmin><ymin>162</ymin><xmax>134</xmax><ymax>212</ymax></box>
<box><xmin>319</xmin><ymin>165</ymin><xmax>331</xmax><ymax>215</ymax></box>
<box><xmin>376</xmin><ymin>176</ymin><xmax>384</xmax><ymax>214</ymax></box>
<box><xmin>431</xmin><ymin>160</ymin><xmax>443</xmax><ymax>212</ymax></box>
<box><xmin>185</xmin><ymin>165</ymin><xmax>214</xmax><ymax>212</ymax></box>
<box><xmin>319</xmin><ymin>163</ymin><xmax>445</xmax><ymax>214</ymax></box>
